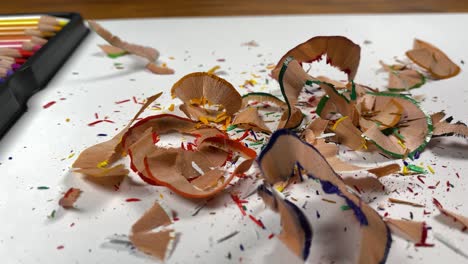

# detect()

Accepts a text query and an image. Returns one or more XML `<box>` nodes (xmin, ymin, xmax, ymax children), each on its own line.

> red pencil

<box><xmin>0</xmin><ymin>56</ymin><xmax>26</xmax><ymax>64</ymax></box>
<box><xmin>21</xmin><ymin>42</ymin><xmax>42</xmax><ymax>51</ymax></box>
<box><xmin>0</xmin><ymin>48</ymin><xmax>34</xmax><ymax>58</ymax></box>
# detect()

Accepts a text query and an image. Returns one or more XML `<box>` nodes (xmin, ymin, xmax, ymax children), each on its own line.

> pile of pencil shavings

<box><xmin>67</xmin><ymin>34</ymin><xmax>467</xmax><ymax>263</ymax></box>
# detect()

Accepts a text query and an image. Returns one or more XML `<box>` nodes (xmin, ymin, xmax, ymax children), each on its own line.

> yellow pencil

<box><xmin>0</xmin><ymin>15</ymin><xmax>69</xmax><ymax>27</ymax></box>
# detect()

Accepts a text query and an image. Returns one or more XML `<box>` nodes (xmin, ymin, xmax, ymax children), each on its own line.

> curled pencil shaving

<box><xmin>385</xmin><ymin>218</ymin><xmax>426</xmax><ymax>243</ymax></box>
<box><xmin>433</xmin><ymin>198</ymin><xmax>468</xmax><ymax>232</ymax></box>
<box><xmin>431</xmin><ymin>112</ymin><xmax>468</xmax><ymax>138</ymax></box>
<box><xmin>129</xmin><ymin>203</ymin><xmax>174</xmax><ymax>260</ymax></box>
<box><xmin>406</xmin><ymin>38</ymin><xmax>460</xmax><ymax>79</ymax></box>
<box><xmin>88</xmin><ymin>20</ymin><xmax>159</xmax><ymax>62</ymax></box>
<box><xmin>146</xmin><ymin>62</ymin><xmax>175</xmax><ymax>75</ymax></box>
<box><xmin>58</xmin><ymin>188</ymin><xmax>82</xmax><ymax>208</ymax></box>
<box><xmin>380</xmin><ymin>61</ymin><xmax>425</xmax><ymax>91</ymax></box>
<box><xmin>98</xmin><ymin>44</ymin><xmax>127</xmax><ymax>57</ymax></box>
<box><xmin>121</xmin><ymin>112</ymin><xmax>255</xmax><ymax>198</ymax></box>
<box><xmin>258</xmin><ymin>185</ymin><xmax>312</xmax><ymax>260</ymax></box>
<box><xmin>171</xmin><ymin>72</ymin><xmax>242</xmax><ymax>122</ymax></box>
<box><xmin>257</xmin><ymin>130</ymin><xmax>391</xmax><ymax>264</ymax></box>
<box><xmin>72</xmin><ymin>93</ymin><xmax>163</xmax><ymax>180</ymax></box>
<box><xmin>232</xmin><ymin>107</ymin><xmax>271</xmax><ymax>133</ymax></box>
<box><xmin>303</xmin><ymin>117</ymin><xmax>400</xmax><ymax>177</ymax></box>
<box><xmin>272</xmin><ymin>36</ymin><xmax>361</xmax><ymax>80</ymax></box>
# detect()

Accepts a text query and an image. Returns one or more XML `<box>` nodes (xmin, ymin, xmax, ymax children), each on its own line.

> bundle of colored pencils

<box><xmin>0</xmin><ymin>15</ymin><xmax>69</xmax><ymax>83</ymax></box>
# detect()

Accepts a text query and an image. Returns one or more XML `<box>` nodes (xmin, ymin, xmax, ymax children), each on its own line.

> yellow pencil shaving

<box><xmin>168</xmin><ymin>104</ymin><xmax>175</xmax><ymax>112</ymax></box>
<box><xmin>331</xmin><ymin>116</ymin><xmax>349</xmax><ymax>131</ymax></box>
<box><xmin>275</xmin><ymin>185</ymin><xmax>285</xmax><ymax>192</ymax></box>
<box><xmin>359</xmin><ymin>139</ymin><xmax>368</xmax><ymax>150</ymax></box>
<box><xmin>402</xmin><ymin>166</ymin><xmax>409</xmax><ymax>175</ymax></box>
<box><xmin>159</xmin><ymin>194</ymin><xmax>164</xmax><ymax>199</ymax></box>
<box><xmin>427</xmin><ymin>165</ymin><xmax>435</xmax><ymax>174</ymax></box>
<box><xmin>251</xmin><ymin>73</ymin><xmax>261</xmax><ymax>78</ymax></box>
<box><xmin>97</xmin><ymin>160</ymin><xmax>109</xmax><ymax>168</ymax></box>
<box><xmin>215</xmin><ymin>115</ymin><xmax>228</xmax><ymax>123</ymax></box>
<box><xmin>207</xmin><ymin>65</ymin><xmax>220</xmax><ymax>74</ymax></box>
<box><xmin>199</xmin><ymin>116</ymin><xmax>209</xmax><ymax>125</ymax></box>
<box><xmin>397</xmin><ymin>139</ymin><xmax>406</xmax><ymax>149</ymax></box>
<box><xmin>216</xmin><ymin>111</ymin><xmax>226</xmax><ymax>119</ymax></box>
<box><xmin>67</xmin><ymin>153</ymin><xmax>75</xmax><ymax>159</ymax></box>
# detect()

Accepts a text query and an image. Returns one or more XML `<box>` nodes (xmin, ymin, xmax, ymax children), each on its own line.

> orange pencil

<box><xmin>24</xmin><ymin>29</ymin><xmax>55</xmax><ymax>38</ymax></box>
<box><xmin>31</xmin><ymin>36</ymin><xmax>47</xmax><ymax>45</ymax></box>
<box><xmin>0</xmin><ymin>35</ymin><xmax>31</xmax><ymax>42</ymax></box>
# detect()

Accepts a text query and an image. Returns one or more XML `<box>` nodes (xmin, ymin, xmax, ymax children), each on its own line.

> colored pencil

<box><xmin>0</xmin><ymin>48</ymin><xmax>34</xmax><ymax>58</ymax></box>
<box><xmin>0</xmin><ymin>43</ymin><xmax>22</xmax><ymax>49</ymax></box>
<box><xmin>24</xmin><ymin>29</ymin><xmax>55</xmax><ymax>38</ymax></box>
<box><xmin>0</xmin><ymin>36</ymin><xmax>31</xmax><ymax>42</ymax></box>
<box><xmin>21</xmin><ymin>42</ymin><xmax>42</xmax><ymax>51</ymax></box>
<box><xmin>0</xmin><ymin>67</ymin><xmax>14</xmax><ymax>78</ymax></box>
<box><xmin>0</xmin><ymin>24</ymin><xmax>62</xmax><ymax>32</ymax></box>
<box><xmin>0</xmin><ymin>16</ymin><xmax>69</xmax><ymax>27</ymax></box>
<box><xmin>31</xmin><ymin>36</ymin><xmax>48</xmax><ymax>45</ymax></box>
<box><xmin>0</xmin><ymin>56</ymin><xmax>26</xmax><ymax>64</ymax></box>
<box><xmin>0</xmin><ymin>60</ymin><xmax>21</xmax><ymax>70</ymax></box>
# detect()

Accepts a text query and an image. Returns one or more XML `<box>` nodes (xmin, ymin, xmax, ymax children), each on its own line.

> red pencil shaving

<box><xmin>59</xmin><ymin>188</ymin><xmax>82</xmax><ymax>208</ymax></box>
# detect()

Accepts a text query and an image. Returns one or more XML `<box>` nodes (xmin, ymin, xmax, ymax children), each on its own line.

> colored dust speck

<box><xmin>56</xmin><ymin>245</ymin><xmax>64</xmax><ymax>250</ymax></box>
<box><xmin>97</xmin><ymin>133</ymin><xmax>108</xmax><ymax>137</ymax></box>
<box><xmin>42</xmin><ymin>101</ymin><xmax>56</xmax><ymax>109</ymax></box>
<box><xmin>48</xmin><ymin>210</ymin><xmax>56</xmax><ymax>219</ymax></box>
<box><xmin>125</xmin><ymin>198</ymin><xmax>141</xmax><ymax>202</ymax></box>
<box><xmin>37</xmin><ymin>186</ymin><xmax>49</xmax><ymax>190</ymax></box>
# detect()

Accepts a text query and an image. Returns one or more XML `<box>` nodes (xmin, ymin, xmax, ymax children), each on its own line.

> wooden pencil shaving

<box><xmin>385</xmin><ymin>218</ymin><xmax>426</xmax><ymax>243</ymax></box>
<box><xmin>171</xmin><ymin>72</ymin><xmax>242</xmax><ymax>122</ymax></box>
<box><xmin>88</xmin><ymin>20</ymin><xmax>159</xmax><ymax>62</ymax></box>
<box><xmin>58</xmin><ymin>188</ymin><xmax>82</xmax><ymax>208</ymax></box>
<box><xmin>272</xmin><ymin>36</ymin><xmax>361</xmax><ymax>80</ymax></box>
<box><xmin>388</xmin><ymin>197</ymin><xmax>424</xmax><ymax>207</ymax></box>
<box><xmin>434</xmin><ymin>199</ymin><xmax>468</xmax><ymax>232</ymax></box>
<box><xmin>258</xmin><ymin>185</ymin><xmax>312</xmax><ymax>260</ymax></box>
<box><xmin>406</xmin><ymin>39</ymin><xmax>460</xmax><ymax>79</ymax></box>
<box><xmin>146</xmin><ymin>62</ymin><xmax>175</xmax><ymax>75</ymax></box>
<box><xmin>380</xmin><ymin>61</ymin><xmax>425</xmax><ymax>91</ymax></box>
<box><xmin>98</xmin><ymin>44</ymin><xmax>127</xmax><ymax>57</ymax></box>
<box><xmin>232</xmin><ymin>107</ymin><xmax>271</xmax><ymax>133</ymax></box>
<box><xmin>129</xmin><ymin>203</ymin><xmax>174</xmax><ymax>260</ymax></box>
<box><xmin>257</xmin><ymin>130</ymin><xmax>391</xmax><ymax>264</ymax></box>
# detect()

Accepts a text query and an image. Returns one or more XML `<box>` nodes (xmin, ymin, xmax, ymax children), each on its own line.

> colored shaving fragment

<box><xmin>129</xmin><ymin>203</ymin><xmax>173</xmax><ymax>260</ymax></box>
<box><xmin>43</xmin><ymin>101</ymin><xmax>56</xmax><ymax>109</ymax></box>
<box><xmin>59</xmin><ymin>188</ymin><xmax>82</xmax><ymax>208</ymax></box>
<box><xmin>89</xmin><ymin>21</ymin><xmax>159</xmax><ymax>62</ymax></box>
<box><xmin>406</xmin><ymin>39</ymin><xmax>460</xmax><ymax>79</ymax></box>
<box><xmin>125</xmin><ymin>198</ymin><xmax>141</xmax><ymax>202</ymax></box>
<box><xmin>433</xmin><ymin>198</ymin><xmax>468</xmax><ymax>232</ymax></box>
<box><xmin>407</xmin><ymin>164</ymin><xmax>427</xmax><ymax>174</ymax></box>
<box><xmin>388</xmin><ymin>198</ymin><xmax>424</xmax><ymax>207</ymax></box>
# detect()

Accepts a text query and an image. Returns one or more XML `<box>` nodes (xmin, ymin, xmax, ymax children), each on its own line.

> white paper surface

<box><xmin>0</xmin><ymin>14</ymin><xmax>467</xmax><ymax>264</ymax></box>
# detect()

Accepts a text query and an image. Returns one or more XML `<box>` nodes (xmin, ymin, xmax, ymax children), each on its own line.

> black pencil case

<box><xmin>0</xmin><ymin>12</ymin><xmax>89</xmax><ymax>138</ymax></box>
